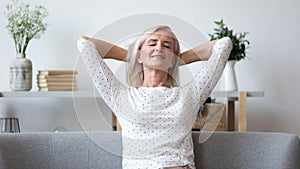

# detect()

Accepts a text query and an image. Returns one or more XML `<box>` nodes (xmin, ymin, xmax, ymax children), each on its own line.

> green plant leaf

<box><xmin>209</xmin><ymin>19</ymin><xmax>250</xmax><ymax>61</ymax></box>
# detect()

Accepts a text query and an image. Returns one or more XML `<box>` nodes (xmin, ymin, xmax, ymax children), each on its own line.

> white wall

<box><xmin>0</xmin><ymin>0</ymin><xmax>300</xmax><ymax>135</ymax></box>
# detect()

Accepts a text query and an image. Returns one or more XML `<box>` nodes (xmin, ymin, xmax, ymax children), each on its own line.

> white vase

<box><xmin>215</xmin><ymin>60</ymin><xmax>238</xmax><ymax>91</ymax></box>
<box><xmin>9</xmin><ymin>53</ymin><xmax>32</xmax><ymax>91</ymax></box>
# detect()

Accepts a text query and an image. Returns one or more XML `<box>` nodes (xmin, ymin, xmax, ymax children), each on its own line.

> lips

<box><xmin>151</xmin><ymin>55</ymin><xmax>165</xmax><ymax>59</ymax></box>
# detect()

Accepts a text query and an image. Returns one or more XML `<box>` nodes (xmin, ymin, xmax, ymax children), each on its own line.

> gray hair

<box><xmin>126</xmin><ymin>25</ymin><xmax>180</xmax><ymax>87</ymax></box>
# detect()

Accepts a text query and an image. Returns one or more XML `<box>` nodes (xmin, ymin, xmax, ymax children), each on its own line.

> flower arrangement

<box><xmin>209</xmin><ymin>19</ymin><xmax>250</xmax><ymax>61</ymax></box>
<box><xmin>5</xmin><ymin>0</ymin><xmax>48</xmax><ymax>55</ymax></box>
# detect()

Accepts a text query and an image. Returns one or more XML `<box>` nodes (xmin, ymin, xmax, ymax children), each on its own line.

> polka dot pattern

<box><xmin>77</xmin><ymin>37</ymin><xmax>232</xmax><ymax>169</ymax></box>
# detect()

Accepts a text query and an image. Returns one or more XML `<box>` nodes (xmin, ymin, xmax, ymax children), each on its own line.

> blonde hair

<box><xmin>126</xmin><ymin>25</ymin><xmax>180</xmax><ymax>87</ymax></box>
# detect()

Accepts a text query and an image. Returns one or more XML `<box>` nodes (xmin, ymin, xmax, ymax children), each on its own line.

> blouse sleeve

<box><xmin>77</xmin><ymin>38</ymin><xmax>123</xmax><ymax>110</ymax></box>
<box><xmin>192</xmin><ymin>37</ymin><xmax>232</xmax><ymax>104</ymax></box>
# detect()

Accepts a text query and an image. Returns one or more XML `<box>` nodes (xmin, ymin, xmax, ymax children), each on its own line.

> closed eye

<box><xmin>149</xmin><ymin>43</ymin><xmax>156</xmax><ymax>46</ymax></box>
<box><xmin>164</xmin><ymin>44</ymin><xmax>170</xmax><ymax>48</ymax></box>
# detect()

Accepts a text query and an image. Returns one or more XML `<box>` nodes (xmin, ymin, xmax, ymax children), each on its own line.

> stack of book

<box><xmin>37</xmin><ymin>70</ymin><xmax>78</xmax><ymax>91</ymax></box>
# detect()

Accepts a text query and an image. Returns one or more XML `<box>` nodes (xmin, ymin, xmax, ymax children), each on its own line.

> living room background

<box><xmin>0</xmin><ymin>0</ymin><xmax>299</xmax><ymax>136</ymax></box>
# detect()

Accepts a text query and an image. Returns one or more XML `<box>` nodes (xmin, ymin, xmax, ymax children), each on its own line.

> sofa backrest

<box><xmin>192</xmin><ymin>131</ymin><xmax>300</xmax><ymax>169</ymax></box>
<box><xmin>0</xmin><ymin>131</ymin><xmax>299</xmax><ymax>169</ymax></box>
<box><xmin>0</xmin><ymin>131</ymin><xmax>122</xmax><ymax>169</ymax></box>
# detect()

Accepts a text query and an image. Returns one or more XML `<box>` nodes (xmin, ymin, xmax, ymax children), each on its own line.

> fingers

<box><xmin>79</xmin><ymin>36</ymin><xmax>90</xmax><ymax>40</ymax></box>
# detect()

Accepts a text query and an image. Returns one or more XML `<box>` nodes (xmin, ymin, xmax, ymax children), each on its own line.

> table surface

<box><xmin>211</xmin><ymin>91</ymin><xmax>265</xmax><ymax>98</ymax></box>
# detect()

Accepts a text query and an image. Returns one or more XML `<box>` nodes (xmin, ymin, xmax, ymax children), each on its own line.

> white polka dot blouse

<box><xmin>77</xmin><ymin>37</ymin><xmax>232</xmax><ymax>169</ymax></box>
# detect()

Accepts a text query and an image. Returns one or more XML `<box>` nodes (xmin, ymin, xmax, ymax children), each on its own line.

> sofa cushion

<box><xmin>193</xmin><ymin>131</ymin><xmax>300</xmax><ymax>169</ymax></box>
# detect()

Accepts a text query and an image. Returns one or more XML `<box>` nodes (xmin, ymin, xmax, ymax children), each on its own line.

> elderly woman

<box><xmin>78</xmin><ymin>25</ymin><xmax>232</xmax><ymax>169</ymax></box>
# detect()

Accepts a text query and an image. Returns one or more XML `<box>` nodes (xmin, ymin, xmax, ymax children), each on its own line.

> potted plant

<box><xmin>5</xmin><ymin>0</ymin><xmax>48</xmax><ymax>91</ymax></box>
<box><xmin>209</xmin><ymin>19</ymin><xmax>250</xmax><ymax>91</ymax></box>
<box><xmin>209</xmin><ymin>19</ymin><xmax>250</xmax><ymax>61</ymax></box>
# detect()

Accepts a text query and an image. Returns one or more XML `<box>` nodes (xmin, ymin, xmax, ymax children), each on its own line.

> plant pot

<box><xmin>215</xmin><ymin>60</ymin><xmax>238</xmax><ymax>91</ymax></box>
<box><xmin>9</xmin><ymin>53</ymin><xmax>32</xmax><ymax>91</ymax></box>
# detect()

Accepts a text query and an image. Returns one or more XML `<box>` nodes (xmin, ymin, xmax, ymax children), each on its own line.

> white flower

<box><xmin>5</xmin><ymin>0</ymin><xmax>48</xmax><ymax>54</ymax></box>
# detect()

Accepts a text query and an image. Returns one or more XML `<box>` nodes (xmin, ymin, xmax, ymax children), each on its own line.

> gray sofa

<box><xmin>0</xmin><ymin>131</ymin><xmax>299</xmax><ymax>169</ymax></box>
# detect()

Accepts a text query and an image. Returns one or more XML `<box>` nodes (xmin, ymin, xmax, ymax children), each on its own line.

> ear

<box><xmin>137</xmin><ymin>53</ymin><xmax>143</xmax><ymax>63</ymax></box>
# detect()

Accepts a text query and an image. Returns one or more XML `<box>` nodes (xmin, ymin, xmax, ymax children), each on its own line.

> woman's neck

<box><xmin>142</xmin><ymin>69</ymin><xmax>169</xmax><ymax>87</ymax></box>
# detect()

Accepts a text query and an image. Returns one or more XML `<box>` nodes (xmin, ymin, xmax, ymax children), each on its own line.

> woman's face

<box><xmin>138</xmin><ymin>30</ymin><xmax>176</xmax><ymax>72</ymax></box>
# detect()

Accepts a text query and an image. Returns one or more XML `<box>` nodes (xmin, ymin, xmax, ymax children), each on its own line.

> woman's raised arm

<box><xmin>80</xmin><ymin>36</ymin><xmax>127</xmax><ymax>61</ymax></box>
<box><xmin>80</xmin><ymin>36</ymin><xmax>216</xmax><ymax>64</ymax></box>
<box><xmin>180</xmin><ymin>40</ymin><xmax>217</xmax><ymax>64</ymax></box>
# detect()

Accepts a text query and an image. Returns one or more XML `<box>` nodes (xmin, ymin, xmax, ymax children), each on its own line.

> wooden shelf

<box><xmin>0</xmin><ymin>90</ymin><xmax>264</xmax><ymax>99</ymax></box>
<box><xmin>211</xmin><ymin>91</ymin><xmax>265</xmax><ymax>132</ymax></box>
<box><xmin>1</xmin><ymin>90</ymin><xmax>264</xmax><ymax>132</ymax></box>
<box><xmin>0</xmin><ymin>90</ymin><xmax>100</xmax><ymax>98</ymax></box>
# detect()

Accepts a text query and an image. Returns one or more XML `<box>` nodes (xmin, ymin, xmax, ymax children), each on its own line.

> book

<box><xmin>37</xmin><ymin>74</ymin><xmax>77</xmax><ymax>80</ymax></box>
<box><xmin>38</xmin><ymin>70</ymin><xmax>78</xmax><ymax>76</ymax></box>
<box><xmin>37</xmin><ymin>82</ymin><xmax>77</xmax><ymax>87</ymax></box>
<box><xmin>37</xmin><ymin>78</ymin><xmax>76</xmax><ymax>83</ymax></box>
<box><xmin>38</xmin><ymin>86</ymin><xmax>78</xmax><ymax>91</ymax></box>
<box><xmin>37</xmin><ymin>69</ymin><xmax>79</xmax><ymax>91</ymax></box>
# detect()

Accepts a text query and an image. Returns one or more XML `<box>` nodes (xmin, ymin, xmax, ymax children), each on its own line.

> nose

<box><xmin>155</xmin><ymin>43</ymin><xmax>163</xmax><ymax>51</ymax></box>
